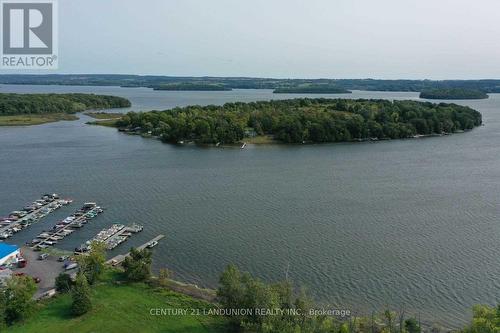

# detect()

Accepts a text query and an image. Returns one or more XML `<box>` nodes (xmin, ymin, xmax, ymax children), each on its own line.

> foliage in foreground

<box><xmin>116</xmin><ymin>98</ymin><xmax>482</xmax><ymax>144</ymax></box>
<box><xmin>6</xmin><ymin>273</ymin><xmax>226</xmax><ymax>333</ymax></box>
<box><xmin>462</xmin><ymin>305</ymin><xmax>500</xmax><ymax>333</ymax></box>
<box><xmin>0</xmin><ymin>275</ymin><xmax>37</xmax><ymax>326</ymax></box>
<box><xmin>76</xmin><ymin>241</ymin><xmax>106</xmax><ymax>285</ymax></box>
<box><xmin>55</xmin><ymin>273</ymin><xmax>74</xmax><ymax>293</ymax></box>
<box><xmin>217</xmin><ymin>264</ymin><xmax>421</xmax><ymax>333</ymax></box>
<box><xmin>122</xmin><ymin>247</ymin><xmax>153</xmax><ymax>282</ymax></box>
<box><xmin>1</xmin><ymin>263</ymin><xmax>498</xmax><ymax>333</ymax></box>
<box><xmin>71</xmin><ymin>273</ymin><xmax>92</xmax><ymax>316</ymax></box>
<box><xmin>217</xmin><ymin>264</ymin><xmax>500</xmax><ymax>333</ymax></box>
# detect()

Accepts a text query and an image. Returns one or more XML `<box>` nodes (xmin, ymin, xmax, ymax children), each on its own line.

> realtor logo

<box><xmin>0</xmin><ymin>0</ymin><xmax>58</xmax><ymax>69</ymax></box>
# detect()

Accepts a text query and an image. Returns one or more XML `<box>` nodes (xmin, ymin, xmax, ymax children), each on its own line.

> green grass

<box><xmin>0</xmin><ymin>113</ymin><xmax>78</xmax><ymax>126</ymax></box>
<box><xmin>9</xmin><ymin>273</ymin><xmax>227</xmax><ymax>333</ymax></box>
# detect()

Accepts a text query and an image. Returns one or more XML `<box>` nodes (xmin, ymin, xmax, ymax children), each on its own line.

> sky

<box><xmin>4</xmin><ymin>0</ymin><xmax>500</xmax><ymax>79</ymax></box>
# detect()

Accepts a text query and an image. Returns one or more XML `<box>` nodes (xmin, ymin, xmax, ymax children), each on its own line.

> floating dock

<box><xmin>106</xmin><ymin>234</ymin><xmax>164</xmax><ymax>266</ymax></box>
<box><xmin>75</xmin><ymin>223</ymin><xmax>143</xmax><ymax>253</ymax></box>
<box><xmin>0</xmin><ymin>194</ymin><xmax>72</xmax><ymax>240</ymax></box>
<box><xmin>29</xmin><ymin>202</ymin><xmax>103</xmax><ymax>250</ymax></box>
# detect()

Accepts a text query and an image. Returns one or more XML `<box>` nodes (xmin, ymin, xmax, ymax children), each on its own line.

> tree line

<box><xmin>420</xmin><ymin>88</ymin><xmax>488</xmax><ymax>100</ymax></box>
<box><xmin>273</xmin><ymin>85</ymin><xmax>351</xmax><ymax>94</ymax></box>
<box><xmin>0</xmin><ymin>93</ymin><xmax>131</xmax><ymax>116</ymax></box>
<box><xmin>2</xmin><ymin>75</ymin><xmax>500</xmax><ymax>92</ymax></box>
<box><xmin>115</xmin><ymin>98</ymin><xmax>482</xmax><ymax>144</ymax></box>
<box><xmin>152</xmin><ymin>83</ymin><xmax>231</xmax><ymax>91</ymax></box>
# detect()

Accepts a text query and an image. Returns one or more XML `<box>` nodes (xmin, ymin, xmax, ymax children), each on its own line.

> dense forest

<box><xmin>1</xmin><ymin>74</ymin><xmax>500</xmax><ymax>92</ymax></box>
<box><xmin>0</xmin><ymin>93</ymin><xmax>131</xmax><ymax>116</ymax></box>
<box><xmin>274</xmin><ymin>84</ymin><xmax>351</xmax><ymax>94</ymax></box>
<box><xmin>420</xmin><ymin>88</ymin><xmax>488</xmax><ymax>100</ymax></box>
<box><xmin>115</xmin><ymin>98</ymin><xmax>482</xmax><ymax>144</ymax></box>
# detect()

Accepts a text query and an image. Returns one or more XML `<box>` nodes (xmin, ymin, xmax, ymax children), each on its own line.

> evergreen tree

<box><xmin>71</xmin><ymin>273</ymin><xmax>92</xmax><ymax>316</ymax></box>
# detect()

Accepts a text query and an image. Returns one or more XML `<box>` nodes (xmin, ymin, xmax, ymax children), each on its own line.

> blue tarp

<box><xmin>0</xmin><ymin>243</ymin><xmax>18</xmax><ymax>259</ymax></box>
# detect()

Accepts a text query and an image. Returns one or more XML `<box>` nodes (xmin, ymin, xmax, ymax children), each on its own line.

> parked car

<box><xmin>38</xmin><ymin>253</ymin><xmax>49</xmax><ymax>260</ymax></box>
<box><xmin>33</xmin><ymin>276</ymin><xmax>41</xmax><ymax>283</ymax></box>
<box><xmin>64</xmin><ymin>262</ymin><xmax>78</xmax><ymax>270</ymax></box>
<box><xmin>58</xmin><ymin>255</ymin><xmax>68</xmax><ymax>262</ymax></box>
<box><xmin>17</xmin><ymin>259</ymin><xmax>27</xmax><ymax>268</ymax></box>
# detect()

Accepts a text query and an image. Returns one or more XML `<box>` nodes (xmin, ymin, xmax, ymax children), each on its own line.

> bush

<box><xmin>2</xmin><ymin>275</ymin><xmax>37</xmax><ymax>325</ymax></box>
<box><xmin>55</xmin><ymin>273</ymin><xmax>74</xmax><ymax>293</ymax></box>
<box><xmin>122</xmin><ymin>247</ymin><xmax>153</xmax><ymax>282</ymax></box>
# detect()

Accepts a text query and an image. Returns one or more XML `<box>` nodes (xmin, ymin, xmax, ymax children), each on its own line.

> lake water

<box><xmin>0</xmin><ymin>85</ymin><xmax>499</xmax><ymax>327</ymax></box>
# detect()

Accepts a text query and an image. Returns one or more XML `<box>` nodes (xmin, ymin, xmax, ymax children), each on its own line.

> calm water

<box><xmin>0</xmin><ymin>85</ymin><xmax>499</xmax><ymax>327</ymax></box>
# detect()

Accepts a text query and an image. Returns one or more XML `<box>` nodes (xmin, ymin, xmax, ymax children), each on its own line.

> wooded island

<box><xmin>420</xmin><ymin>88</ymin><xmax>488</xmax><ymax>100</ymax></box>
<box><xmin>113</xmin><ymin>98</ymin><xmax>482</xmax><ymax>144</ymax></box>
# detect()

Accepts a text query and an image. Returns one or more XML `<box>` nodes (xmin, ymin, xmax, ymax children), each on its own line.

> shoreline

<box><xmin>0</xmin><ymin>113</ymin><xmax>79</xmax><ymax>126</ymax></box>
<box><xmin>111</xmin><ymin>126</ymin><xmax>473</xmax><ymax>148</ymax></box>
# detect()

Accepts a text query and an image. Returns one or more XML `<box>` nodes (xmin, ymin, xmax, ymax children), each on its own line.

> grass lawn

<box><xmin>9</xmin><ymin>275</ymin><xmax>227</xmax><ymax>333</ymax></box>
<box><xmin>0</xmin><ymin>113</ymin><xmax>78</xmax><ymax>126</ymax></box>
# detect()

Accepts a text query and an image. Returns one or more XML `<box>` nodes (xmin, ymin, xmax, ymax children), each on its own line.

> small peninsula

<box><xmin>0</xmin><ymin>93</ymin><xmax>131</xmax><ymax>126</ymax></box>
<box><xmin>420</xmin><ymin>88</ymin><xmax>488</xmax><ymax>100</ymax></box>
<box><xmin>110</xmin><ymin>98</ymin><xmax>482</xmax><ymax>144</ymax></box>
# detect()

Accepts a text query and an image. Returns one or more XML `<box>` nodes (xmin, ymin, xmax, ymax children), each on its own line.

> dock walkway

<box><xmin>31</xmin><ymin>204</ymin><xmax>102</xmax><ymax>249</ymax></box>
<box><xmin>106</xmin><ymin>234</ymin><xmax>164</xmax><ymax>265</ymax></box>
<box><xmin>0</xmin><ymin>196</ymin><xmax>70</xmax><ymax>238</ymax></box>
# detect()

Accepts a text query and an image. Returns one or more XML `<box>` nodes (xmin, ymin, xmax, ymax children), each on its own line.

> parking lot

<box><xmin>15</xmin><ymin>247</ymin><xmax>67</xmax><ymax>297</ymax></box>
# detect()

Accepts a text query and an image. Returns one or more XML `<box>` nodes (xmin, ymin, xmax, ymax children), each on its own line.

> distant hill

<box><xmin>273</xmin><ymin>85</ymin><xmax>351</xmax><ymax>94</ymax></box>
<box><xmin>152</xmin><ymin>83</ymin><xmax>231</xmax><ymax>91</ymax></box>
<box><xmin>1</xmin><ymin>74</ymin><xmax>500</xmax><ymax>93</ymax></box>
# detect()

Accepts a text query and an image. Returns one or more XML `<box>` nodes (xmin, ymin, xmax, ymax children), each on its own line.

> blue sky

<box><xmin>4</xmin><ymin>0</ymin><xmax>500</xmax><ymax>79</ymax></box>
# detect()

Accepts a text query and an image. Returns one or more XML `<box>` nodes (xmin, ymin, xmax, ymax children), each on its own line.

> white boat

<box><xmin>240</xmin><ymin>142</ymin><xmax>246</xmax><ymax>149</ymax></box>
<box><xmin>146</xmin><ymin>240</ymin><xmax>158</xmax><ymax>248</ymax></box>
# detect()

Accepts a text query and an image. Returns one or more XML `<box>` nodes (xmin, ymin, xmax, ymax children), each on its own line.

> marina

<box><xmin>0</xmin><ymin>194</ymin><xmax>72</xmax><ymax>240</ymax></box>
<box><xmin>75</xmin><ymin>223</ymin><xmax>144</xmax><ymax>253</ymax></box>
<box><xmin>28</xmin><ymin>202</ymin><xmax>104</xmax><ymax>250</ymax></box>
<box><xmin>0</xmin><ymin>86</ymin><xmax>498</xmax><ymax>326</ymax></box>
